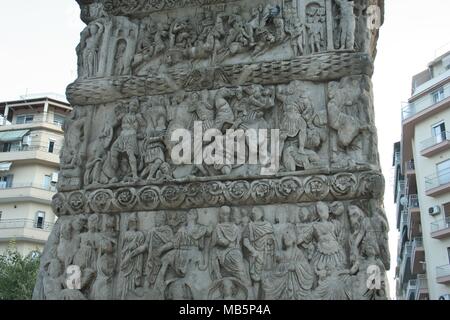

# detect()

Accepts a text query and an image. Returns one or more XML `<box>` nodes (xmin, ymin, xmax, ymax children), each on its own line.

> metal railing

<box><xmin>0</xmin><ymin>218</ymin><xmax>54</xmax><ymax>232</ymax></box>
<box><xmin>406</xmin><ymin>279</ymin><xmax>417</xmax><ymax>300</ymax></box>
<box><xmin>400</xmin><ymin>211</ymin><xmax>409</xmax><ymax>230</ymax></box>
<box><xmin>0</xmin><ymin>145</ymin><xmax>61</xmax><ymax>154</ymax></box>
<box><xmin>0</xmin><ymin>182</ymin><xmax>57</xmax><ymax>192</ymax></box>
<box><xmin>420</xmin><ymin>131</ymin><xmax>450</xmax><ymax>151</ymax></box>
<box><xmin>436</xmin><ymin>264</ymin><xmax>450</xmax><ymax>278</ymax></box>
<box><xmin>425</xmin><ymin>167</ymin><xmax>450</xmax><ymax>191</ymax></box>
<box><xmin>430</xmin><ymin>217</ymin><xmax>450</xmax><ymax>233</ymax></box>
<box><xmin>0</xmin><ymin>112</ymin><xmax>65</xmax><ymax>128</ymax></box>
<box><xmin>402</xmin><ymin>82</ymin><xmax>450</xmax><ymax>121</ymax></box>
<box><xmin>406</xmin><ymin>160</ymin><xmax>415</xmax><ymax>171</ymax></box>
<box><xmin>394</xmin><ymin>151</ymin><xmax>401</xmax><ymax>165</ymax></box>
<box><xmin>412</xmin><ymin>237</ymin><xmax>423</xmax><ymax>250</ymax></box>
<box><xmin>408</xmin><ymin>194</ymin><xmax>420</xmax><ymax>209</ymax></box>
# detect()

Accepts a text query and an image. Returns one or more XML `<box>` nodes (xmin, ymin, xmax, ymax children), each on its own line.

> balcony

<box><xmin>420</xmin><ymin>131</ymin><xmax>450</xmax><ymax>157</ymax></box>
<box><xmin>0</xmin><ymin>145</ymin><xmax>60</xmax><ymax>165</ymax></box>
<box><xmin>415</xmin><ymin>274</ymin><xmax>429</xmax><ymax>300</ymax></box>
<box><xmin>425</xmin><ymin>168</ymin><xmax>450</xmax><ymax>197</ymax></box>
<box><xmin>0</xmin><ymin>218</ymin><xmax>54</xmax><ymax>243</ymax></box>
<box><xmin>399</xmin><ymin>242</ymin><xmax>412</xmax><ymax>285</ymax></box>
<box><xmin>411</xmin><ymin>237</ymin><xmax>425</xmax><ymax>275</ymax></box>
<box><xmin>407</xmin><ymin>195</ymin><xmax>421</xmax><ymax>238</ymax></box>
<box><xmin>0</xmin><ymin>112</ymin><xmax>64</xmax><ymax>132</ymax></box>
<box><xmin>0</xmin><ymin>183</ymin><xmax>56</xmax><ymax>204</ymax></box>
<box><xmin>436</xmin><ymin>264</ymin><xmax>450</xmax><ymax>285</ymax></box>
<box><xmin>430</xmin><ymin>217</ymin><xmax>450</xmax><ymax>239</ymax></box>
<box><xmin>405</xmin><ymin>160</ymin><xmax>416</xmax><ymax>175</ymax></box>
<box><xmin>402</xmin><ymin>82</ymin><xmax>450</xmax><ymax>122</ymax></box>
<box><xmin>405</xmin><ymin>279</ymin><xmax>417</xmax><ymax>300</ymax></box>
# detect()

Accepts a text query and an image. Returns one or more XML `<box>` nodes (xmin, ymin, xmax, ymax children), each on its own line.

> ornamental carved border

<box><xmin>67</xmin><ymin>51</ymin><xmax>373</xmax><ymax>105</ymax></box>
<box><xmin>53</xmin><ymin>170</ymin><xmax>384</xmax><ymax>215</ymax></box>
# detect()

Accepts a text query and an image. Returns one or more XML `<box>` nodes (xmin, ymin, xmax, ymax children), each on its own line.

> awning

<box><xmin>0</xmin><ymin>162</ymin><xmax>12</xmax><ymax>171</ymax></box>
<box><xmin>0</xmin><ymin>130</ymin><xmax>30</xmax><ymax>143</ymax></box>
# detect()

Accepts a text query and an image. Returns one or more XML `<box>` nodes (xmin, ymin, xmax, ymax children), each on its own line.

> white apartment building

<box><xmin>0</xmin><ymin>96</ymin><xmax>71</xmax><ymax>255</ymax></box>
<box><xmin>394</xmin><ymin>51</ymin><xmax>450</xmax><ymax>300</ymax></box>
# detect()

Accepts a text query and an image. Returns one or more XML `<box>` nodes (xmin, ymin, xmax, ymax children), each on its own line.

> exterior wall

<box><xmin>0</xmin><ymin>98</ymin><xmax>70</xmax><ymax>257</ymax></box>
<box><xmin>413</xmin><ymin>108</ymin><xmax>450</xmax><ymax>299</ymax></box>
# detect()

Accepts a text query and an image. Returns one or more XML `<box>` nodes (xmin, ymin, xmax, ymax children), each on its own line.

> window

<box><xmin>15</xmin><ymin>115</ymin><xmax>34</xmax><ymax>124</ymax></box>
<box><xmin>0</xmin><ymin>175</ymin><xmax>13</xmax><ymax>188</ymax></box>
<box><xmin>43</xmin><ymin>175</ymin><xmax>52</xmax><ymax>190</ymax></box>
<box><xmin>35</xmin><ymin>211</ymin><xmax>45</xmax><ymax>229</ymax></box>
<box><xmin>2</xmin><ymin>141</ymin><xmax>21</xmax><ymax>152</ymax></box>
<box><xmin>48</xmin><ymin>140</ymin><xmax>55</xmax><ymax>153</ymax></box>
<box><xmin>437</xmin><ymin>159</ymin><xmax>450</xmax><ymax>186</ymax></box>
<box><xmin>432</xmin><ymin>121</ymin><xmax>447</xmax><ymax>144</ymax></box>
<box><xmin>53</xmin><ymin>114</ymin><xmax>65</xmax><ymax>127</ymax></box>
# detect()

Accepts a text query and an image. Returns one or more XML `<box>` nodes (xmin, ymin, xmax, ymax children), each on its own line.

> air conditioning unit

<box><xmin>429</xmin><ymin>206</ymin><xmax>441</xmax><ymax>216</ymax></box>
<box><xmin>51</xmin><ymin>172</ymin><xmax>59</xmax><ymax>183</ymax></box>
<box><xmin>22</xmin><ymin>135</ymin><xmax>31</xmax><ymax>146</ymax></box>
<box><xmin>439</xmin><ymin>294</ymin><xmax>450</xmax><ymax>300</ymax></box>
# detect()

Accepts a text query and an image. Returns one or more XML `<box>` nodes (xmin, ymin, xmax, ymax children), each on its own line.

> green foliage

<box><xmin>0</xmin><ymin>242</ymin><xmax>41</xmax><ymax>300</ymax></box>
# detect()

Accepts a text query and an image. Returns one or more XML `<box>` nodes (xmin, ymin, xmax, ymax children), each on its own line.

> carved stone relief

<box><xmin>34</xmin><ymin>0</ymin><xmax>387</xmax><ymax>300</ymax></box>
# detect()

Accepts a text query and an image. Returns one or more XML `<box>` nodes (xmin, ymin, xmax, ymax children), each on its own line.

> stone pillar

<box><xmin>33</xmin><ymin>0</ymin><xmax>389</xmax><ymax>300</ymax></box>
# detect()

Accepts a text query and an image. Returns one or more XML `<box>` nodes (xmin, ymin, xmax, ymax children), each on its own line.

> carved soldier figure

<box><xmin>110</xmin><ymin>98</ymin><xmax>146</xmax><ymax>182</ymax></box>
<box><xmin>242</xmin><ymin>207</ymin><xmax>276</xmax><ymax>299</ymax></box>
<box><xmin>306</xmin><ymin>14</ymin><xmax>323</xmax><ymax>54</ymax></box>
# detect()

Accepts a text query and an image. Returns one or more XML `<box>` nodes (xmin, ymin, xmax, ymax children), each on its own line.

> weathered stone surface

<box><xmin>34</xmin><ymin>0</ymin><xmax>389</xmax><ymax>300</ymax></box>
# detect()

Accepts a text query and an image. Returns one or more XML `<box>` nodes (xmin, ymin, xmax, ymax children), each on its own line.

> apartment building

<box><xmin>394</xmin><ymin>51</ymin><xmax>450</xmax><ymax>300</ymax></box>
<box><xmin>0</xmin><ymin>96</ymin><xmax>71</xmax><ymax>255</ymax></box>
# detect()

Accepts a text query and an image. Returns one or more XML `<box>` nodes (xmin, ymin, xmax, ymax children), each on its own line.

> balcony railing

<box><xmin>400</xmin><ymin>211</ymin><xmax>409</xmax><ymax>230</ymax></box>
<box><xmin>0</xmin><ymin>218</ymin><xmax>54</xmax><ymax>232</ymax></box>
<box><xmin>402</xmin><ymin>82</ymin><xmax>450</xmax><ymax>121</ymax></box>
<box><xmin>0</xmin><ymin>145</ymin><xmax>61</xmax><ymax>155</ymax></box>
<box><xmin>436</xmin><ymin>264</ymin><xmax>450</xmax><ymax>279</ymax></box>
<box><xmin>412</xmin><ymin>237</ymin><xmax>423</xmax><ymax>250</ymax></box>
<box><xmin>406</xmin><ymin>279</ymin><xmax>417</xmax><ymax>300</ymax></box>
<box><xmin>420</xmin><ymin>131</ymin><xmax>450</xmax><ymax>151</ymax></box>
<box><xmin>425</xmin><ymin>167</ymin><xmax>450</xmax><ymax>191</ymax></box>
<box><xmin>0</xmin><ymin>182</ymin><xmax>57</xmax><ymax>192</ymax></box>
<box><xmin>431</xmin><ymin>217</ymin><xmax>450</xmax><ymax>233</ymax></box>
<box><xmin>0</xmin><ymin>112</ymin><xmax>65</xmax><ymax>128</ymax></box>
<box><xmin>408</xmin><ymin>194</ymin><xmax>420</xmax><ymax>209</ymax></box>
<box><xmin>406</xmin><ymin>160</ymin><xmax>415</xmax><ymax>171</ymax></box>
<box><xmin>394</xmin><ymin>151</ymin><xmax>401</xmax><ymax>166</ymax></box>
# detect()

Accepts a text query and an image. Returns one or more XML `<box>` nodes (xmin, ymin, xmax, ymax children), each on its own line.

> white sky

<box><xmin>1</xmin><ymin>0</ymin><xmax>450</xmax><ymax>299</ymax></box>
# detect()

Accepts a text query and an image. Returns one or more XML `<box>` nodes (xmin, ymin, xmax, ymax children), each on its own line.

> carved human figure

<box><xmin>91</xmin><ymin>236</ymin><xmax>116</xmax><ymax>300</ymax></box>
<box><xmin>57</xmin><ymin>220</ymin><xmax>78</xmax><ymax>269</ymax></box>
<box><xmin>335</xmin><ymin>0</ymin><xmax>356</xmax><ymax>50</ymax></box>
<box><xmin>114</xmin><ymin>39</ymin><xmax>128</xmax><ymax>75</ymax></box>
<box><xmin>264</xmin><ymin>230</ymin><xmax>314</xmax><ymax>300</ymax></box>
<box><xmin>211</xmin><ymin>206</ymin><xmax>250</xmax><ymax>286</ymax></box>
<box><xmin>73</xmin><ymin>214</ymin><xmax>100</xmax><ymax>271</ymax></box>
<box><xmin>118</xmin><ymin>213</ymin><xmax>146</xmax><ymax>299</ymax></box>
<box><xmin>144</xmin><ymin>212</ymin><xmax>174</xmax><ymax>290</ymax></box>
<box><xmin>43</xmin><ymin>259</ymin><xmax>64</xmax><ymax>300</ymax></box>
<box><xmin>140</xmin><ymin>122</ymin><xmax>167</xmax><ymax>182</ymax></box>
<box><xmin>214</xmin><ymin>88</ymin><xmax>236</xmax><ymax>131</ymax></box>
<box><xmin>81</xmin><ymin>23</ymin><xmax>104</xmax><ymax>78</ymax></box>
<box><xmin>306</xmin><ymin>14</ymin><xmax>323</xmax><ymax>54</ymax></box>
<box><xmin>242</xmin><ymin>207</ymin><xmax>276</xmax><ymax>298</ymax></box>
<box><xmin>110</xmin><ymin>98</ymin><xmax>146</xmax><ymax>182</ymax></box>
<box><xmin>311</xmin><ymin>202</ymin><xmax>346</xmax><ymax>278</ymax></box>
<box><xmin>286</xmin><ymin>15</ymin><xmax>305</xmax><ymax>56</ymax></box>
